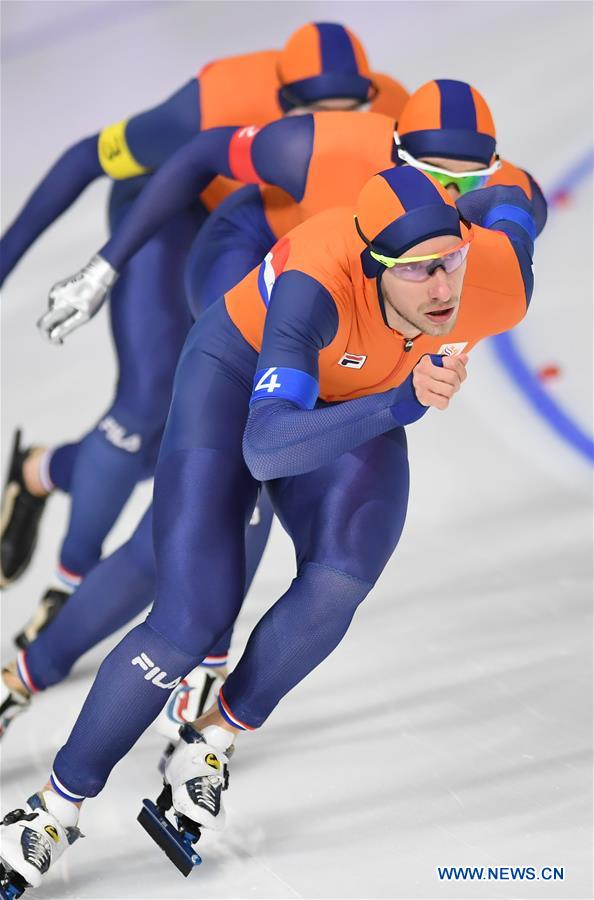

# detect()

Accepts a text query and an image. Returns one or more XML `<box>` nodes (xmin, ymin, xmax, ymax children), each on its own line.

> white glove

<box><xmin>37</xmin><ymin>254</ymin><xmax>118</xmax><ymax>344</ymax></box>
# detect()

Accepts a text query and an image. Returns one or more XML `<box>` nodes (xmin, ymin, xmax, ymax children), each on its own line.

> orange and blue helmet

<box><xmin>278</xmin><ymin>22</ymin><xmax>373</xmax><ymax>112</ymax></box>
<box><xmin>355</xmin><ymin>166</ymin><xmax>468</xmax><ymax>275</ymax></box>
<box><xmin>396</xmin><ymin>79</ymin><xmax>497</xmax><ymax>166</ymax></box>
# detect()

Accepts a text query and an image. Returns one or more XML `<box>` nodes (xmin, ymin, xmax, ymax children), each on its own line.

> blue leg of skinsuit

<box><xmin>52</xmin><ymin>302</ymin><xmax>260</xmax><ymax>797</ymax></box>
<box><xmin>23</xmin><ymin>187</ymin><xmax>274</xmax><ymax>691</ymax></box>
<box><xmin>219</xmin><ymin>426</ymin><xmax>410</xmax><ymax>729</ymax></box>
<box><xmin>23</xmin><ymin>508</ymin><xmax>155</xmax><ymax>692</ymax></box>
<box><xmin>46</xmin><ymin>176</ymin><xmax>203</xmax><ymax>582</ymax></box>
<box><xmin>183</xmin><ymin>184</ymin><xmax>278</xmax><ymax>660</ymax></box>
<box><xmin>51</xmin><ymin>305</ymin><xmax>409</xmax><ymax>797</ymax></box>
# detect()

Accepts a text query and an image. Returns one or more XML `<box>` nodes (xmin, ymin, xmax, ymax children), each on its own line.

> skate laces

<box><xmin>21</xmin><ymin>828</ymin><xmax>52</xmax><ymax>873</ymax></box>
<box><xmin>187</xmin><ymin>774</ymin><xmax>223</xmax><ymax>815</ymax></box>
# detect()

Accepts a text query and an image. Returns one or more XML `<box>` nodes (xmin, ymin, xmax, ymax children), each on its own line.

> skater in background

<box><xmin>0</xmin><ymin>164</ymin><xmax>538</xmax><ymax>892</ymax></box>
<box><xmin>1</xmin><ymin>21</ymin><xmax>407</xmax><ymax>641</ymax></box>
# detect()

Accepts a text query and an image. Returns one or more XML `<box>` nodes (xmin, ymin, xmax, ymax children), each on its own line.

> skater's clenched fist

<box><xmin>413</xmin><ymin>353</ymin><xmax>468</xmax><ymax>410</ymax></box>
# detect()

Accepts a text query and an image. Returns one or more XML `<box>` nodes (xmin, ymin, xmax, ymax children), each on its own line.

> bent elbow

<box><xmin>242</xmin><ymin>437</ymin><xmax>277</xmax><ymax>482</ymax></box>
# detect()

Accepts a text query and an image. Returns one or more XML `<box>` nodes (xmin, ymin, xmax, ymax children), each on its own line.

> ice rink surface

<box><xmin>1</xmin><ymin>2</ymin><xmax>592</xmax><ymax>898</ymax></box>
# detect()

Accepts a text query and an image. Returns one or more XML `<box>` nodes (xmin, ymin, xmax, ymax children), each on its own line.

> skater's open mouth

<box><xmin>425</xmin><ymin>307</ymin><xmax>454</xmax><ymax>320</ymax></box>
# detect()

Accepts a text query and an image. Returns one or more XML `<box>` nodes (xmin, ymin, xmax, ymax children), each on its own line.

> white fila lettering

<box><xmin>131</xmin><ymin>652</ymin><xmax>181</xmax><ymax>690</ymax></box>
<box><xmin>338</xmin><ymin>352</ymin><xmax>367</xmax><ymax>369</ymax></box>
<box><xmin>98</xmin><ymin>416</ymin><xmax>142</xmax><ymax>452</ymax></box>
<box><xmin>437</xmin><ymin>342</ymin><xmax>468</xmax><ymax>357</ymax></box>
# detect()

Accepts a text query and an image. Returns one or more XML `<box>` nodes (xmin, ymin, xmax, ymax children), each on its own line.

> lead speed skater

<box><xmin>0</xmin><ymin>164</ymin><xmax>537</xmax><ymax>895</ymax></box>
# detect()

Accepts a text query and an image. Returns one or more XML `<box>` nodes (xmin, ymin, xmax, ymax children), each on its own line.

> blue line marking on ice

<box><xmin>491</xmin><ymin>148</ymin><xmax>594</xmax><ymax>465</ymax></box>
<box><xmin>547</xmin><ymin>148</ymin><xmax>594</xmax><ymax>201</ymax></box>
<box><xmin>492</xmin><ymin>333</ymin><xmax>594</xmax><ymax>464</ymax></box>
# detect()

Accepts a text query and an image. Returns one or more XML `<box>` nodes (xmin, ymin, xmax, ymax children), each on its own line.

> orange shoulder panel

<box><xmin>198</xmin><ymin>50</ymin><xmax>282</xmax><ymax>129</ymax></box>
<box><xmin>370</xmin><ymin>72</ymin><xmax>409</xmax><ymax>120</ymax></box>
<box><xmin>461</xmin><ymin>225</ymin><xmax>528</xmax><ymax>336</ymax></box>
<box><xmin>225</xmin><ymin>207</ymin><xmax>355</xmax><ymax>351</ymax></box>
<box><xmin>486</xmin><ymin>158</ymin><xmax>532</xmax><ymax>199</ymax></box>
<box><xmin>196</xmin><ymin>50</ymin><xmax>283</xmax><ymax>212</ymax></box>
<box><xmin>264</xmin><ymin>111</ymin><xmax>397</xmax><ymax>239</ymax></box>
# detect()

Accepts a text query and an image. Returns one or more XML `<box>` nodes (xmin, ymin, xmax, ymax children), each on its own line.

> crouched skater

<box><xmin>0</xmin><ymin>167</ymin><xmax>537</xmax><ymax>895</ymax></box>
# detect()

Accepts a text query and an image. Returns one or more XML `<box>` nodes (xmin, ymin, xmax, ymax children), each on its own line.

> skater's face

<box><xmin>380</xmin><ymin>234</ymin><xmax>467</xmax><ymax>338</ymax></box>
<box><xmin>417</xmin><ymin>156</ymin><xmax>489</xmax><ymax>199</ymax></box>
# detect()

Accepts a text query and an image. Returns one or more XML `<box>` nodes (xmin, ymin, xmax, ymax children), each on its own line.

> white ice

<box><xmin>1</xmin><ymin>2</ymin><xmax>592</xmax><ymax>898</ymax></box>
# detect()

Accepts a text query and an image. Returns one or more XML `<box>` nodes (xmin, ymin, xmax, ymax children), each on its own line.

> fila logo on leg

<box><xmin>131</xmin><ymin>652</ymin><xmax>181</xmax><ymax>690</ymax></box>
<box><xmin>98</xmin><ymin>416</ymin><xmax>142</xmax><ymax>452</ymax></box>
<box><xmin>338</xmin><ymin>352</ymin><xmax>367</xmax><ymax>369</ymax></box>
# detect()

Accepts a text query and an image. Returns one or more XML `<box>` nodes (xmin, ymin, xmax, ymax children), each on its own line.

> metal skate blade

<box><xmin>0</xmin><ymin>861</ymin><xmax>27</xmax><ymax>900</ymax></box>
<box><xmin>137</xmin><ymin>800</ymin><xmax>202</xmax><ymax>877</ymax></box>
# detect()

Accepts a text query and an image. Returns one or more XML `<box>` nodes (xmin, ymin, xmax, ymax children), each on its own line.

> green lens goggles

<box><xmin>424</xmin><ymin>168</ymin><xmax>488</xmax><ymax>194</ymax></box>
<box><xmin>395</xmin><ymin>141</ymin><xmax>502</xmax><ymax>195</ymax></box>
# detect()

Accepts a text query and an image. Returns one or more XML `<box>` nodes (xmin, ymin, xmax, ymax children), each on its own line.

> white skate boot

<box><xmin>138</xmin><ymin>724</ymin><xmax>232</xmax><ymax>876</ymax></box>
<box><xmin>0</xmin><ymin>674</ymin><xmax>31</xmax><ymax>740</ymax></box>
<box><xmin>154</xmin><ymin>665</ymin><xmax>226</xmax><ymax>773</ymax></box>
<box><xmin>0</xmin><ymin>791</ymin><xmax>82</xmax><ymax>897</ymax></box>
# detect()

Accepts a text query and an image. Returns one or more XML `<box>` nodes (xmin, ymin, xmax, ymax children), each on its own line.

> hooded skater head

<box><xmin>355</xmin><ymin>166</ymin><xmax>473</xmax><ymax>336</ymax></box>
<box><xmin>278</xmin><ymin>23</ymin><xmax>375</xmax><ymax>112</ymax></box>
<box><xmin>395</xmin><ymin>79</ymin><xmax>501</xmax><ymax>197</ymax></box>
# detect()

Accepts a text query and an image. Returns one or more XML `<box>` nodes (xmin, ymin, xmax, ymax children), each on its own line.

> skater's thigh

<box><xmin>269</xmin><ymin>427</ymin><xmax>410</xmax><ymax>583</ymax></box>
<box><xmin>150</xmin><ymin>310</ymin><xmax>260</xmax><ymax>641</ymax></box>
<box><xmin>158</xmin><ymin>301</ymin><xmax>257</xmax><ymax>461</ymax></box>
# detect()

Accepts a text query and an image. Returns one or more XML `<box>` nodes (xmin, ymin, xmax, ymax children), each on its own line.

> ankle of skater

<box><xmin>2</xmin><ymin>662</ymin><xmax>31</xmax><ymax>699</ymax></box>
<box><xmin>41</xmin><ymin>783</ymin><xmax>83</xmax><ymax>821</ymax></box>
<box><xmin>192</xmin><ymin>702</ymin><xmax>237</xmax><ymax>749</ymax></box>
<box><xmin>22</xmin><ymin>447</ymin><xmax>52</xmax><ymax>497</ymax></box>
<box><xmin>205</xmin><ymin>663</ymin><xmax>228</xmax><ymax>680</ymax></box>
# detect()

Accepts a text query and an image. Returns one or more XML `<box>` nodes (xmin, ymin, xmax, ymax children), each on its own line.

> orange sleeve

<box><xmin>197</xmin><ymin>50</ymin><xmax>281</xmax><ymax>129</ymax></box>
<box><xmin>278</xmin><ymin>208</ymin><xmax>355</xmax><ymax>304</ymax></box>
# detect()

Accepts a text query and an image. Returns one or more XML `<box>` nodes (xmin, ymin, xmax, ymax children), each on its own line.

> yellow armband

<box><xmin>97</xmin><ymin>120</ymin><xmax>149</xmax><ymax>179</ymax></box>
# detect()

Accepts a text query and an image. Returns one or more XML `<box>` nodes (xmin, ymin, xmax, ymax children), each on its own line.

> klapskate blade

<box><xmin>0</xmin><ymin>861</ymin><xmax>27</xmax><ymax>900</ymax></box>
<box><xmin>0</xmin><ymin>883</ymin><xmax>24</xmax><ymax>900</ymax></box>
<box><xmin>137</xmin><ymin>800</ymin><xmax>201</xmax><ymax>877</ymax></box>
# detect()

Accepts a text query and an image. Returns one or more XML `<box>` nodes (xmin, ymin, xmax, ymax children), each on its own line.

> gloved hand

<box><xmin>37</xmin><ymin>254</ymin><xmax>118</xmax><ymax>344</ymax></box>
